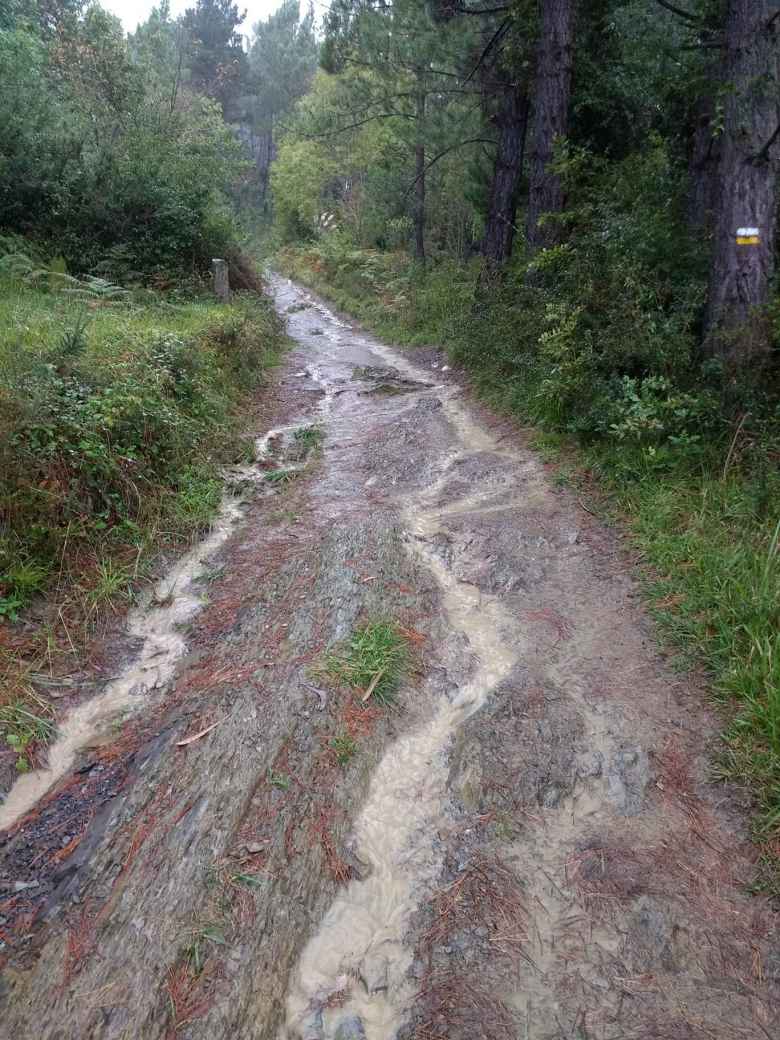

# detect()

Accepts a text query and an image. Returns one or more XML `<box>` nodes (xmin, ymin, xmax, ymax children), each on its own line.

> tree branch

<box><xmin>405</xmin><ymin>137</ymin><xmax>495</xmax><ymax>193</ymax></box>
<box><xmin>463</xmin><ymin>18</ymin><xmax>511</xmax><ymax>85</ymax></box>
<box><xmin>279</xmin><ymin>111</ymin><xmax>415</xmax><ymax>139</ymax></box>
<box><xmin>452</xmin><ymin>4</ymin><xmax>511</xmax><ymax>14</ymax></box>
<box><xmin>653</xmin><ymin>0</ymin><xmax>701</xmax><ymax>24</ymax></box>
<box><xmin>680</xmin><ymin>41</ymin><xmax>725</xmax><ymax>50</ymax></box>
<box><xmin>752</xmin><ymin>121</ymin><xmax>780</xmax><ymax>163</ymax></box>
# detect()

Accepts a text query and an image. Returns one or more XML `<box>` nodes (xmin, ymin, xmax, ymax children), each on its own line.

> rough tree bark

<box><xmin>257</xmin><ymin>127</ymin><xmax>275</xmax><ymax>209</ymax></box>
<box><xmin>703</xmin><ymin>0</ymin><xmax>780</xmax><ymax>365</ymax></box>
<box><xmin>525</xmin><ymin>0</ymin><xmax>576</xmax><ymax>253</ymax></box>
<box><xmin>686</xmin><ymin>92</ymin><xmax>721</xmax><ymax>233</ymax></box>
<box><xmin>414</xmin><ymin>89</ymin><xmax>427</xmax><ymax>263</ymax></box>
<box><xmin>482</xmin><ymin>85</ymin><xmax>530</xmax><ymax>264</ymax></box>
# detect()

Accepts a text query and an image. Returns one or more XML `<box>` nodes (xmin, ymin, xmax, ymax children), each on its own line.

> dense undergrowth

<box><xmin>276</xmin><ymin>236</ymin><xmax>780</xmax><ymax>879</ymax></box>
<box><xmin>0</xmin><ymin>251</ymin><xmax>284</xmax><ymax>770</ymax></box>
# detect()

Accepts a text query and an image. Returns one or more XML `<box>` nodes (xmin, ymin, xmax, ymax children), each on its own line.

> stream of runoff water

<box><xmin>273</xmin><ymin>278</ymin><xmax>531</xmax><ymax>1040</ymax></box>
<box><xmin>0</xmin><ymin>427</ymin><xmax>301</xmax><ymax>832</ymax></box>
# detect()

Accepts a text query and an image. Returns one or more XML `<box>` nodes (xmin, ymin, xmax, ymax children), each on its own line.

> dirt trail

<box><xmin>1</xmin><ymin>277</ymin><xmax>777</xmax><ymax>1040</ymax></box>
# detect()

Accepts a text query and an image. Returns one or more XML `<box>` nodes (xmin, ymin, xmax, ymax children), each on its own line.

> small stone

<box><xmin>334</xmin><ymin>1016</ymin><xmax>366</xmax><ymax>1040</ymax></box>
<box><xmin>13</xmin><ymin>880</ymin><xmax>39</xmax><ymax>893</ymax></box>
<box><xmin>246</xmin><ymin>843</ymin><xmax>264</xmax><ymax>855</ymax></box>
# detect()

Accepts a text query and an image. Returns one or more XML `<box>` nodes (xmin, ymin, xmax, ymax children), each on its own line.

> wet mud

<box><xmin>0</xmin><ymin>277</ymin><xmax>777</xmax><ymax>1040</ymax></box>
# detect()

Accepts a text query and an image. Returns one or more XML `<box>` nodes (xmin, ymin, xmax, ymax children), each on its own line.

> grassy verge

<box><xmin>0</xmin><ymin>269</ymin><xmax>285</xmax><ymax>771</ymax></box>
<box><xmin>276</xmin><ymin>242</ymin><xmax>780</xmax><ymax>887</ymax></box>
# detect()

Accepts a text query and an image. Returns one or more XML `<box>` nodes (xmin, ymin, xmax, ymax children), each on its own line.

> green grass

<box><xmin>292</xmin><ymin>424</ymin><xmax>324</xmax><ymax>456</ymax></box>
<box><xmin>184</xmin><ymin>924</ymin><xmax>227</xmax><ymax>975</ymax></box>
<box><xmin>0</xmin><ymin>701</ymin><xmax>55</xmax><ymax>772</ymax></box>
<box><xmin>324</xmin><ymin>620</ymin><xmax>409</xmax><ymax>706</ymax></box>
<box><xmin>599</xmin><ymin>467</ymin><xmax>780</xmax><ymax>840</ymax></box>
<box><xmin>0</xmin><ymin>268</ymin><xmax>285</xmax><ymax>766</ymax></box>
<box><xmin>330</xmin><ymin>732</ymin><xmax>358</xmax><ymax>766</ymax></box>
<box><xmin>264</xmin><ymin>468</ymin><xmax>300</xmax><ymax>485</ymax></box>
<box><xmin>278</xmin><ymin>242</ymin><xmax>780</xmax><ymax>882</ymax></box>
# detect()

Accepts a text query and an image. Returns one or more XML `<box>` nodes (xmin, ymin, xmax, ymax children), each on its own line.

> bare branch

<box><xmin>448</xmin><ymin>3</ymin><xmax>511</xmax><ymax>14</ymax></box>
<box><xmin>405</xmin><ymin>137</ymin><xmax>495</xmax><ymax>193</ymax></box>
<box><xmin>463</xmin><ymin>18</ymin><xmax>511</xmax><ymax>85</ymax></box>
<box><xmin>680</xmin><ymin>41</ymin><xmax>725</xmax><ymax>50</ymax></box>
<box><xmin>753</xmin><ymin>121</ymin><xmax>780</xmax><ymax>163</ymax></box>
<box><xmin>279</xmin><ymin>111</ymin><xmax>415</xmax><ymax>139</ymax></box>
<box><xmin>653</xmin><ymin>0</ymin><xmax>701</xmax><ymax>24</ymax></box>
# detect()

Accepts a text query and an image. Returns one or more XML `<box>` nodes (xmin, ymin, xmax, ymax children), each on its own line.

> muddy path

<box><xmin>1</xmin><ymin>276</ymin><xmax>777</xmax><ymax>1040</ymax></box>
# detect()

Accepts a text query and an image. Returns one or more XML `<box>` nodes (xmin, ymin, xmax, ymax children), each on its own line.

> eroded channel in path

<box><xmin>282</xmin><ymin>388</ymin><xmax>527</xmax><ymax>1038</ymax></box>
<box><xmin>0</xmin><ymin>416</ymin><xmax>318</xmax><ymax>833</ymax></box>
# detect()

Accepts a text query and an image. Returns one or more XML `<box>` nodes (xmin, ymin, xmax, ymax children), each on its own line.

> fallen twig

<box><xmin>362</xmin><ymin>667</ymin><xmax>386</xmax><ymax>702</ymax></box>
<box><xmin>177</xmin><ymin>718</ymin><xmax>225</xmax><ymax>747</ymax></box>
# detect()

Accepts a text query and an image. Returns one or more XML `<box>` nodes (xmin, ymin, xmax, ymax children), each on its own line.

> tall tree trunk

<box><xmin>258</xmin><ymin>127</ymin><xmax>275</xmax><ymax>211</ymax></box>
<box><xmin>482</xmin><ymin>86</ymin><xmax>530</xmax><ymax>264</ymax></box>
<box><xmin>525</xmin><ymin>0</ymin><xmax>576</xmax><ymax>253</ymax></box>
<box><xmin>703</xmin><ymin>1</ymin><xmax>780</xmax><ymax>366</ymax></box>
<box><xmin>686</xmin><ymin>92</ymin><xmax>720</xmax><ymax>233</ymax></box>
<box><xmin>414</xmin><ymin>90</ymin><xmax>426</xmax><ymax>262</ymax></box>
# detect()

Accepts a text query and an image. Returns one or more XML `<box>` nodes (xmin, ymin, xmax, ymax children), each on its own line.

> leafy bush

<box><xmin>0</xmin><ymin>13</ymin><xmax>245</xmax><ymax>282</ymax></box>
<box><xmin>0</xmin><ymin>280</ymin><xmax>283</xmax><ymax>619</ymax></box>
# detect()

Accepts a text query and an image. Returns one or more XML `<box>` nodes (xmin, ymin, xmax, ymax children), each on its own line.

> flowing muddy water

<box><xmin>279</xmin><ymin>282</ymin><xmax>536</xmax><ymax>1038</ymax></box>
<box><xmin>0</xmin><ymin>426</ymin><xmax>309</xmax><ymax>832</ymax></box>
<box><xmin>283</xmin><ymin>502</ymin><xmax>524</xmax><ymax>1039</ymax></box>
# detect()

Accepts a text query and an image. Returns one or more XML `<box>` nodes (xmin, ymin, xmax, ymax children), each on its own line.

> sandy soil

<box><xmin>0</xmin><ymin>276</ymin><xmax>777</xmax><ymax>1040</ymax></box>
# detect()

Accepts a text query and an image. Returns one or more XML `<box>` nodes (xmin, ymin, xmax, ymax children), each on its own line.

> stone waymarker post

<box><xmin>212</xmin><ymin>258</ymin><xmax>230</xmax><ymax>302</ymax></box>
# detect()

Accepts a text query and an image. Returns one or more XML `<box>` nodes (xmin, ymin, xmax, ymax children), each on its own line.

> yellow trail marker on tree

<box><xmin>736</xmin><ymin>227</ymin><xmax>761</xmax><ymax>246</ymax></box>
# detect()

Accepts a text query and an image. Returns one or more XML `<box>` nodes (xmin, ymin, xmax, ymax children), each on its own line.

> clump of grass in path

<box><xmin>330</xmin><ymin>732</ymin><xmax>358</xmax><ymax>766</ymax></box>
<box><xmin>264</xmin><ymin>468</ymin><xmax>300</xmax><ymax>485</ymax></box>
<box><xmin>292</xmin><ymin>424</ymin><xmax>324</xmax><ymax>453</ymax></box>
<box><xmin>324</xmin><ymin>621</ymin><xmax>409</xmax><ymax>705</ymax></box>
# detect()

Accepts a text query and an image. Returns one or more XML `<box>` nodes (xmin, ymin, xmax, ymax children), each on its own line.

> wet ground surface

<box><xmin>0</xmin><ymin>277</ymin><xmax>778</xmax><ymax>1039</ymax></box>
